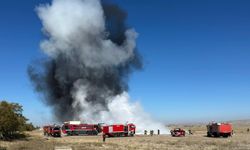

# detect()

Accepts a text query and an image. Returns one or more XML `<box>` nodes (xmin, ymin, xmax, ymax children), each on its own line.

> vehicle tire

<box><xmin>212</xmin><ymin>132</ymin><xmax>217</xmax><ymax>137</ymax></box>
<box><xmin>68</xmin><ymin>132</ymin><xmax>73</xmax><ymax>136</ymax></box>
<box><xmin>207</xmin><ymin>132</ymin><xmax>211</xmax><ymax>137</ymax></box>
<box><xmin>223</xmin><ymin>135</ymin><xmax>228</xmax><ymax>138</ymax></box>
<box><xmin>216</xmin><ymin>133</ymin><xmax>220</xmax><ymax>137</ymax></box>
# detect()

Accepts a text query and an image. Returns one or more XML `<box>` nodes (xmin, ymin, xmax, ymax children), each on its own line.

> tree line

<box><xmin>0</xmin><ymin>101</ymin><xmax>36</xmax><ymax>140</ymax></box>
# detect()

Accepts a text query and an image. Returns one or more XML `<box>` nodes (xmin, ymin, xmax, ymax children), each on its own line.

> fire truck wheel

<box><xmin>222</xmin><ymin>133</ymin><xmax>229</xmax><ymax>138</ymax></box>
<box><xmin>67</xmin><ymin>132</ymin><xmax>72</xmax><ymax>136</ymax></box>
<box><xmin>212</xmin><ymin>132</ymin><xmax>216</xmax><ymax>137</ymax></box>
<box><xmin>207</xmin><ymin>132</ymin><xmax>212</xmax><ymax>137</ymax></box>
<box><xmin>216</xmin><ymin>133</ymin><xmax>220</xmax><ymax>137</ymax></box>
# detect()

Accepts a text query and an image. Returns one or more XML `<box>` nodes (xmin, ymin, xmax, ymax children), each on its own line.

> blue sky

<box><xmin>0</xmin><ymin>0</ymin><xmax>250</xmax><ymax>125</ymax></box>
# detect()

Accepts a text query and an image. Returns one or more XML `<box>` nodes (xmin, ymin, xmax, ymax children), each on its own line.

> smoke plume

<box><xmin>28</xmin><ymin>0</ymin><xmax>169</xmax><ymax>134</ymax></box>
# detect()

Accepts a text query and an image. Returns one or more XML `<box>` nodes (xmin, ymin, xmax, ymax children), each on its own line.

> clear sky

<box><xmin>0</xmin><ymin>0</ymin><xmax>250</xmax><ymax>125</ymax></box>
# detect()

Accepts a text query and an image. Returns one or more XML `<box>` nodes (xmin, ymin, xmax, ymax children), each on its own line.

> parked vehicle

<box><xmin>207</xmin><ymin>122</ymin><xmax>232</xmax><ymax>138</ymax></box>
<box><xmin>43</xmin><ymin>125</ymin><xmax>61</xmax><ymax>137</ymax></box>
<box><xmin>170</xmin><ymin>128</ymin><xmax>186</xmax><ymax>137</ymax></box>
<box><xmin>61</xmin><ymin>121</ymin><xmax>101</xmax><ymax>136</ymax></box>
<box><xmin>102</xmin><ymin>123</ymin><xmax>136</xmax><ymax>137</ymax></box>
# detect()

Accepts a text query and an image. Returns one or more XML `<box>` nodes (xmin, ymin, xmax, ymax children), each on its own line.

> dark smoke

<box><xmin>28</xmin><ymin>0</ymin><xmax>142</xmax><ymax>121</ymax></box>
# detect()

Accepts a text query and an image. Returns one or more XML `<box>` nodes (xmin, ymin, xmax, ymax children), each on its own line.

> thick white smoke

<box><xmin>36</xmin><ymin>0</ymin><xmax>169</xmax><ymax>134</ymax></box>
<box><xmin>37</xmin><ymin>0</ymin><xmax>136</xmax><ymax>68</ymax></box>
<box><xmin>72</xmin><ymin>82</ymin><xmax>169</xmax><ymax>134</ymax></box>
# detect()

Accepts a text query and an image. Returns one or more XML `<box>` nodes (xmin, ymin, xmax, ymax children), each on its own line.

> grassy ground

<box><xmin>1</xmin><ymin>123</ymin><xmax>250</xmax><ymax>150</ymax></box>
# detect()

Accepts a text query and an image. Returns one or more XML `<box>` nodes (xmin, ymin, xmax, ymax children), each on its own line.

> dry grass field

<box><xmin>1</xmin><ymin>122</ymin><xmax>250</xmax><ymax>150</ymax></box>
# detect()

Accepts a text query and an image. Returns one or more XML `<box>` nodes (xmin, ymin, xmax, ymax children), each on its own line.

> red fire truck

<box><xmin>102</xmin><ymin>123</ymin><xmax>136</xmax><ymax>137</ymax></box>
<box><xmin>207</xmin><ymin>122</ymin><xmax>232</xmax><ymax>138</ymax></box>
<box><xmin>61</xmin><ymin>121</ymin><xmax>101</xmax><ymax>136</ymax></box>
<box><xmin>43</xmin><ymin>125</ymin><xmax>61</xmax><ymax>137</ymax></box>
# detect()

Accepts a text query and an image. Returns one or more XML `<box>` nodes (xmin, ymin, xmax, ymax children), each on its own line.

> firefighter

<box><xmin>188</xmin><ymin>129</ymin><xmax>193</xmax><ymax>135</ymax></box>
<box><xmin>150</xmin><ymin>130</ymin><xmax>154</xmax><ymax>136</ymax></box>
<box><xmin>157</xmin><ymin>129</ymin><xmax>160</xmax><ymax>135</ymax></box>
<box><xmin>102</xmin><ymin>133</ymin><xmax>106</xmax><ymax>142</ymax></box>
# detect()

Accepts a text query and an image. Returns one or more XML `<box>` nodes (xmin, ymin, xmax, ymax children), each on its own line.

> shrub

<box><xmin>0</xmin><ymin>101</ymin><xmax>35</xmax><ymax>140</ymax></box>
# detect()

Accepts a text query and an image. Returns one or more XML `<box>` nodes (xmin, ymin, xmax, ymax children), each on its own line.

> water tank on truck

<box><xmin>207</xmin><ymin>122</ymin><xmax>232</xmax><ymax>138</ymax></box>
